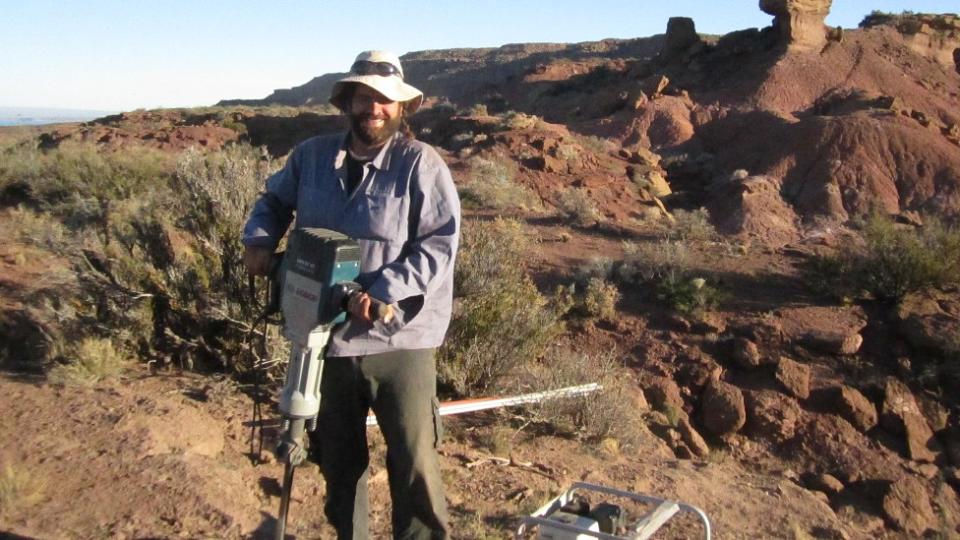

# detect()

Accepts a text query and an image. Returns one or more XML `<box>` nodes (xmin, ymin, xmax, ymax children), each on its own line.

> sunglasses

<box><xmin>351</xmin><ymin>60</ymin><xmax>403</xmax><ymax>79</ymax></box>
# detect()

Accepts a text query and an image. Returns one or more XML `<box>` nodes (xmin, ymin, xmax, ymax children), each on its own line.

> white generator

<box><xmin>516</xmin><ymin>482</ymin><xmax>711</xmax><ymax>540</ymax></box>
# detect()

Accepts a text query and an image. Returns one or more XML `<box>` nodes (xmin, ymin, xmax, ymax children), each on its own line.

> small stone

<box><xmin>832</xmin><ymin>385</ymin><xmax>878</xmax><ymax>432</ymax></box>
<box><xmin>775</xmin><ymin>356</ymin><xmax>811</xmax><ymax>400</ymax></box>
<box><xmin>677</xmin><ymin>416</ymin><xmax>710</xmax><ymax>458</ymax></box>
<box><xmin>809</xmin><ymin>473</ymin><xmax>845</xmax><ymax>494</ymax></box>
<box><xmin>732</xmin><ymin>337</ymin><xmax>762</xmax><ymax>369</ymax></box>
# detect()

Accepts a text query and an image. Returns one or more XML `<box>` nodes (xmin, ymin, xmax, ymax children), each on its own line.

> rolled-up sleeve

<box><xmin>242</xmin><ymin>147</ymin><xmax>302</xmax><ymax>248</ymax></box>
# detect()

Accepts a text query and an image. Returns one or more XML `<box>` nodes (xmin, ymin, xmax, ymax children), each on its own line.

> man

<box><xmin>242</xmin><ymin>50</ymin><xmax>459</xmax><ymax>540</ymax></box>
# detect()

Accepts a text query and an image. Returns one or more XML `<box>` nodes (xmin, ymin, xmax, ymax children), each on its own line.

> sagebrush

<box><xmin>438</xmin><ymin>218</ymin><xmax>572</xmax><ymax>396</ymax></box>
<box><xmin>805</xmin><ymin>213</ymin><xmax>960</xmax><ymax>302</ymax></box>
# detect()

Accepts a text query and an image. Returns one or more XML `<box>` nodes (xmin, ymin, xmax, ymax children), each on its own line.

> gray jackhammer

<box><xmin>266</xmin><ymin>227</ymin><xmax>388</xmax><ymax>540</ymax></box>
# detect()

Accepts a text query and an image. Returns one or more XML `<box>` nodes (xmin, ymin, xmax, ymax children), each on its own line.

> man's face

<box><xmin>349</xmin><ymin>85</ymin><xmax>403</xmax><ymax>147</ymax></box>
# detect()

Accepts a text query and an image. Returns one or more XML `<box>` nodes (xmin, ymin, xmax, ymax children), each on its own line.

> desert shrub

<box><xmin>805</xmin><ymin>213</ymin><xmax>960</xmax><ymax>302</ymax></box>
<box><xmin>1</xmin><ymin>141</ymin><xmax>285</xmax><ymax>376</ymax></box>
<box><xmin>556</xmin><ymin>142</ymin><xmax>579</xmax><ymax>162</ymax></box>
<box><xmin>48</xmin><ymin>337</ymin><xmax>128</xmax><ymax>385</ymax></box>
<box><xmin>557</xmin><ymin>187</ymin><xmax>601</xmax><ymax>226</ymax></box>
<box><xmin>578</xmin><ymin>277</ymin><xmax>621</xmax><ymax>320</ymax></box>
<box><xmin>0</xmin><ymin>465</ymin><xmax>44</xmax><ymax>517</ymax></box>
<box><xmin>518</xmin><ymin>348</ymin><xmax>644</xmax><ymax>447</ymax></box>
<box><xmin>664</xmin><ymin>208</ymin><xmax>716</xmax><ymax>242</ymax></box>
<box><xmin>439</xmin><ymin>218</ymin><xmax>572</xmax><ymax>396</ymax></box>
<box><xmin>618</xmin><ymin>240</ymin><xmax>692</xmax><ymax>284</ymax></box>
<box><xmin>467</xmin><ymin>103</ymin><xmax>489</xmax><ymax>117</ymax></box>
<box><xmin>618</xmin><ymin>241</ymin><xmax>722</xmax><ymax>316</ymax></box>
<box><xmin>655</xmin><ymin>274</ymin><xmax>723</xmax><ymax>316</ymax></box>
<box><xmin>573</xmin><ymin>257</ymin><xmax>615</xmax><ymax>284</ymax></box>
<box><xmin>460</xmin><ymin>156</ymin><xmax>539</xmax><ymax>212</ymax></box>
<box><xmin>499</xmin><ymin>111</ymin><xmax>539</xmax><ymax>131</ymax></box>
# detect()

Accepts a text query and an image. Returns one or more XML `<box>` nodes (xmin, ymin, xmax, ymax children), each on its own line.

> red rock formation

<box><xmin>759</xmin><ymin>0</ymin><xmax>833</xmax><ymax>51</ymax></box>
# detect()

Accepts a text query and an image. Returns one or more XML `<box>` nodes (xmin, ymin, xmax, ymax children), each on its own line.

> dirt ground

<box><xmin>2</xmin><ymin>212</ymin><xmax>952</xmax><ymax>539</ymax></box>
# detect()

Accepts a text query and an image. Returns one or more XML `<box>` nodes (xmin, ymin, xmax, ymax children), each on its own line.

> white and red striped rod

<box><xmin>366</xmin><ymin>383</ymin><xmax>602</xmax><ymax>427</ymax></box>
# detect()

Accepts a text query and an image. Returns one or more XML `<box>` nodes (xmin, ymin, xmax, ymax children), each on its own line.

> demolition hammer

<box><xmin>265</xmin><ymin>228</ymin><xmax>389</xmax><ymax>540</ymax></box>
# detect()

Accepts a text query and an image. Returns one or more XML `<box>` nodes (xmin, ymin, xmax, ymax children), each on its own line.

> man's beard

<box><xmin>350</xmin><ymin>112</ymin><xmax>402</xmax><ymax>147</ymax></box>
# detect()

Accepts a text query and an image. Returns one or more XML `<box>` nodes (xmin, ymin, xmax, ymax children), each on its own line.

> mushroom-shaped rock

<box><xmin>759</xmin><ymin>0</ymin><xmax>833</xmax><ymax>51</ymax></box>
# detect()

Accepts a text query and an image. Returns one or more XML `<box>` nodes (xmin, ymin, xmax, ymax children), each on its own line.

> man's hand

<box><xmin>243</xmin><ymin>245</ymin><xmax>274</xmax><ymax>276</ymax></box>
<box><xmin>348</xmin><ymin>292</ymin><xmax>395</xmax><ymax>324</ymax></box>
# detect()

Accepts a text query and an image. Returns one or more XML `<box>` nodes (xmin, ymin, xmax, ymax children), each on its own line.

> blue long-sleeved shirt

<box><xmin>242</xmin><ymin>132</ymin><xmax>460</xmax><ymax>356</ymax></box>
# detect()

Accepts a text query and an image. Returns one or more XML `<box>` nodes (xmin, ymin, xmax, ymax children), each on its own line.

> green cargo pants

<box><xmin>310</xmin><ymin>348</ymin><xmax>450</xmax><ymax>540</ymax></box>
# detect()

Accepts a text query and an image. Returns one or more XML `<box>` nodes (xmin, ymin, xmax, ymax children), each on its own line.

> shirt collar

<box><xmin>334</xmin><ymin>132</ymin><xmax>400</xmax><ymax>171</ymax></box>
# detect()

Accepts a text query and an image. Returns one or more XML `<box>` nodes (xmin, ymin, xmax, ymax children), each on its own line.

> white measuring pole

<box><xmin>366</xmin><ymin>383</ymin><xmax>602</xmax><ymax>426</ymax></box>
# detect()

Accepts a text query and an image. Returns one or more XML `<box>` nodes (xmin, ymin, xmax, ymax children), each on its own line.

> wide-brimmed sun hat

<box><xmin>330</xmin><ymin>50</ymin><xmax>424</xmax><ymax>113</ymax></box>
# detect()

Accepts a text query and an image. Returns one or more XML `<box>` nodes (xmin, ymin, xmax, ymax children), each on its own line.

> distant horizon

<box><xmin>2</xmin><ymin>1</ymin><xmax>956</xmax><ymax>112</ymax></box>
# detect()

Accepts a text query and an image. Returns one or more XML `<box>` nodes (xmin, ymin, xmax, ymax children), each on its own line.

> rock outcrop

<box><xmin>861</xmin><ymin>12</ymin><xmax>960</xmax><ymax>72</ymax></box>
<box><xmin>662</xmin><ymin>17</ymin><xmax>702</xmax><ymax>60</ymax></box>
<box><xmin>759</xmin><ymin>0</ymin><xmax>833</xmax><ymax>51</ymax></box>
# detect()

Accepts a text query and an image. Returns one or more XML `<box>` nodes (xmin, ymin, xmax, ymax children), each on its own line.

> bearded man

<box><xmin>242</xmin><ymin>50</ymin><xmax>458</xmax><ymax>540</ymax></box>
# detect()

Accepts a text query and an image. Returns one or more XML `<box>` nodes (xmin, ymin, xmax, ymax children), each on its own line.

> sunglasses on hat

<box><xmin>350</xmin><ymin>60</ymin><xmax>403</xmax><ymax>79</ymax></box>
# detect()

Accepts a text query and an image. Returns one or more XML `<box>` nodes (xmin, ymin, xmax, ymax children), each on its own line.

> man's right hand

<box><xmin>243</xmin><ymin>245</ymin><xmax>274</xmax><ymax>276</ymax></box>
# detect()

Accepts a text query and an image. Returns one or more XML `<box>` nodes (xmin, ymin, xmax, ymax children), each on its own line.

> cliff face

<box><xmin>861</xmin><ymin>12</ymin><xmax>960</xmax><ymax>73</ymax></box>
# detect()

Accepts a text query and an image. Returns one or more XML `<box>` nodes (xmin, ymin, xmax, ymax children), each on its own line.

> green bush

<box><xmin>579</xmin><ymin>277</ymin><xmax>621</xmax><ymax>321</ymax></box>
<box><xmin>438</xmin><ymin>218</ymin><xmax>572</xmax><ymax>396</ymax></box>
<box><xmin>1</xmin><ymin>141</ymin><xmax>285</xmax><ymax>376</ymax></box>
<box><xmin>460</xmin><ymin>156</ymin><xmax>539</xmax><ymax>212</ymax></box>
<box><xmin>617</xmin><ymin>240</ymin><xmax>722</xmax><ymax>316</ymax></box>
<box><xmin>806</xmin><ymin>213</ymin><xmax>960</xmax><ymax>302</ymax></box>
<box><xmin>655</xmin><ymin>274</ymin><xmax>723</xmax><ymax>316</ymax></box>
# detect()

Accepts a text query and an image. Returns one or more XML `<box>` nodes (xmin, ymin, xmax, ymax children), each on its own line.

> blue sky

<box><xmin>1</xmin><ymin>1</ymin><xmax>955</xmax><ymax>111</ymax></box>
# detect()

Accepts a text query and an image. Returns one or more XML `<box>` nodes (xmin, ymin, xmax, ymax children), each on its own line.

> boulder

<box><xmin>645</xmin><ymin>376</ymin><xmax>684</xmax><ymax>412</ymax></box>
<box><xmin>675</xmin><ymin>350</ymin><xmax>723</xmax><ymax>393</ymax></box>
<box><xmin>677</xmin><ymin>416</ymin><xmax>711</xmax><ymax>458</ymax></box>
<box><xmin>881</xmin><ymin>476</ymin><xmax>936</xmax><ymax>536</ymax></box>
<box><xmin>897</xmin><ymin>290</ymin><xmax>960</xmax><ymax>357</ymax></box>
<box><xmin>759</xmin><ymin>0</ymin><xmax>833</xmax><ymax>51</ymax></box>
<box><xmin>775</xmin><ymin>306</ymin><xmax>866</xmax><ymax>355</ymax></box>
<box><xmin>775</xmin><ymin>356</ymin><xmax>811</xmax><ymax>400</ymax></box>
<box><xmin>701</xmin><ymin>379</ymin><xmax>746</xmax><ymax>437</ymax></box>
<box><xmin>802</xmin><ymin>330</ymin><xmax>863</xmax><ymax>356</ymax></box>
<box><xmin>881</xmin><ymin>378</ymin><xmax>939</xmax><ymax>463</ymax></box>
<box><xmin>745</xmin><ymin>389</ymin><xmax>801</xmax><ymax>443</ymax></box>
<box><xmin>831</xmin><ymin>385</ymin><xmax>878</xmax><ymax>432</ymax></box>
<box><xmin>808</xmin><ymin>473</ymin><xmax>844</xmax><ymax>495</ymax></box>
<box><xmin>732</xmin><ymin>337</ymin><xmax>763</xmax><ymax>369</ymax></box>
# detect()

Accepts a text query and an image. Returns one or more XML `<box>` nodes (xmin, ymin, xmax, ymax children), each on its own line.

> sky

<box><xmin>1</xmin><ymin>1</ymin><xmax>956</xmax><ymax>112</ymax></box>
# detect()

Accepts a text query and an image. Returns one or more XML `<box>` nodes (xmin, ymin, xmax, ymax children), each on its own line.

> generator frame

<box><xmin>515</xmin><ymin>482</ymin><xmax>711</xmax><ymax>540</ymax></box>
